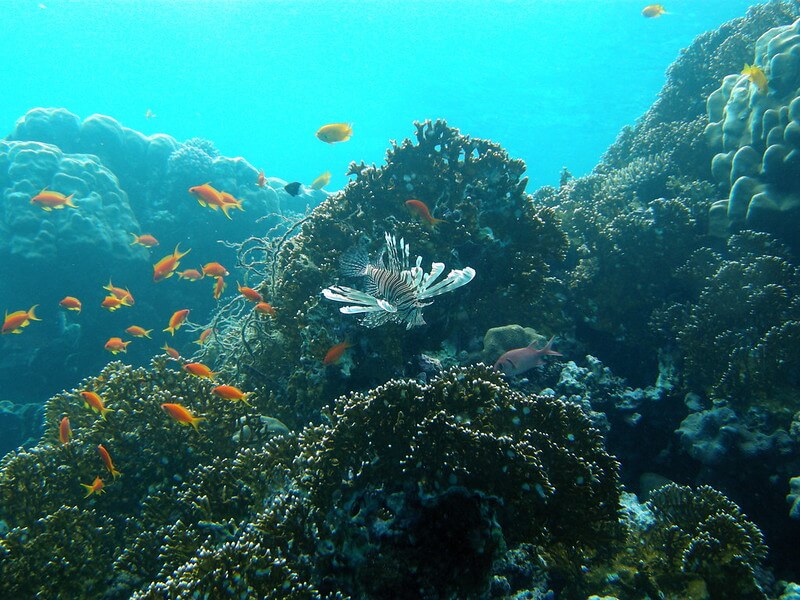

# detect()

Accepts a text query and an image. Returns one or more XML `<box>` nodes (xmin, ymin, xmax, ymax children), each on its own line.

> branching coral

<box><xmin>286</xmin><ymin>364</ymin><xmax>623</xmax><ymax>598</ymax></box>
<box><xmin>667</xmin><ymin>231</ymin><xmax>800</xmax><ymax>405</ymax></box>
<box><xmin>642</xmin><ymin>484</ymin><xmax>769</xmax><ymax>599</ymax></box>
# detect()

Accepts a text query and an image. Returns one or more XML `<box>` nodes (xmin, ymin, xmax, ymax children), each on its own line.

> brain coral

<box><xmin>706</xmin><ymin>17</ymin><xmax>800</xmax><ymax>242</ymax></box>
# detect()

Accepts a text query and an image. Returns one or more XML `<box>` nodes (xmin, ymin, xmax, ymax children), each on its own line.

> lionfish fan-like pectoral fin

<box><xmin>322</xmin><ymin>286</ymin><xmax>377</xmax><ymax>305</ymax></box>
<box><xmin>340</xmin><ymin>305</ymin><xmax>385</xmax><ymax>315</ymax></box>
<box><xmin>419</xmin><ymin>262</ymin><xmax>445</xmax><ymax>291</ymax></box>
<box><xmin>418</xmin><ymin>266</ymin><xmax>476</xmax><ymax>299</ymax></box>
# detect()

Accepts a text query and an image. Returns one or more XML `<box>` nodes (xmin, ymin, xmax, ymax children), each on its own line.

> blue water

<box><xmin>3</xmin><ymin>0</ymin><xmax>758</xmax><ymax>190</ymax></box>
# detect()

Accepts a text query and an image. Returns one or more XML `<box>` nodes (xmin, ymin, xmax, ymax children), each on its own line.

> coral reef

<box><xmin>0</xmin><ymin>361</ymin><xmax>624</xmax><ymax>598</ymax></box>
<box><xmin>221</xmin><ymin>119</ymin><xmax>567</xmax><ymax>427</ymax></box>
<box><xmin>706</xmin><ymin>17</ymin><xmax>800</xmax><ymax>242</ymax></box>
<box><xmin>586</xmin><ymin>484</ymin><xmax>769</xmax><ymax>600</ymax></box>
<box><xmin>666</xmin><ymin>231</ymin><xmax>800</xmax><ymax>405</ymax></box>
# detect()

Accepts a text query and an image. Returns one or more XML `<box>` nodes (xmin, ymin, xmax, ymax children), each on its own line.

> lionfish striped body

<box><xmin>322</xmin><ymin>233</ymin><xmax>475</xmax><ymax>329</ymax></box>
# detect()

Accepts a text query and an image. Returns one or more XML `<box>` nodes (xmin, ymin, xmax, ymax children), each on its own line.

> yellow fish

<box><xmin>310</xmin><ymin>171</ymin><xmax>331</xmax><ymax>190</ymax></box>
<box><xmin>641</xmin><ymin>4</ymin><xmax>666</xmax><ymax>18</ymax></box>
<box><xmin>742</xmin><ymin>64</ymin><xmax>768</xmax><ymax>94</ymax></box>
<box><xmin>316</xmin><ymin>123</ymin><xmax>352</xmax><ymax>144</ymax></box>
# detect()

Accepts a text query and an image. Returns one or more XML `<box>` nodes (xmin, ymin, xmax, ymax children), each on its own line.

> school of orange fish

<box><xmin>4</xmin><ymin>7</ymin><xmax>697</xmax><ymax>492</ymax></box>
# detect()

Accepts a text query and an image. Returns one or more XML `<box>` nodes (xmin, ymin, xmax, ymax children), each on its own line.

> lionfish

<box><xmin>322</xmin><ymin>233</ymin><xmax>476</xmax><ymax>329</ymax></box>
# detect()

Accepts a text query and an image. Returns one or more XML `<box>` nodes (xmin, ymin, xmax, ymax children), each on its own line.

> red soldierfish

<box><xmin>493</xmin><ymin>336</ymin><xmax>562</xmax><ymax>376</ymax></box>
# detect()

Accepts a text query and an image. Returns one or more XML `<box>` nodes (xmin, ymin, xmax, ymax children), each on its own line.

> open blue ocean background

<box><xmin>2</xmin><ymin>0</ymin><xmax>757</xmax><ymax>191</ymax></box>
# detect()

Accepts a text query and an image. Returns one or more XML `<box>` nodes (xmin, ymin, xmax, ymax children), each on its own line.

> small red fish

<box><xmin>177</xmin><ymin>268</ymin><xmax>204</xmax><ymax>281</ymax></box>
<box><xmin>256</xmin><ymin>170</ymin><xmax>266</xmax><ymax>188</ymax></box>
<box><xmin>104</xmin><ymin>280</ymin><xmax>134</xmax><ymax>305</ymax></box>
<box><xmin>202</xmin><ymin>262</ymin><xmax>229</xmax><ymax>278</ymax></box>
<box><xmin>2</xmin><ymin>305</ymin><xmax>41</xmax><ymax>334</ymax></box>
<box><xmin>59</xmin><ymin>296</ymin><xmax>82</xmax><ymax>313</ymax></box>
<box><xmin>30</xmin><ymin>188</ymin><xmax>76</xmax><ymax>211</ymax></box>
<box><xmin>81</xmin><ymin>391</ymin><xmax>113</xmax><ymax>419</ymax></box>
<box><xmin>59</xmin><ymin>416</ymin><xmax>72</xmax><ymax>445</ymax></box>
<box><xmin>130</xmin><ymin>233</ymin><xmax>159</xmax><ymax>248</ymax></box>
<box><xmin>405</xmin><ymin>199</ymin><xmax>445</xmax><ymax>228</ymax></box>
<box><xmin>97</xmin><ymin>444</ymin><xmax>121</xmax><ymax>479</ymax></box>
<box><xmin>323</xmin><ymin>341</ymin><xmax>353</xmax><ymax>365</ymax></box>
<box><xmin>104</xmin><ymin>337</ymin><xmax>131</xmax><ymax>355</ymax></box>
<box><xmin>183</xmin><ymin>362</ymin><xmax>218</xmax><ymax>379</ymax></box>
<box><xmin>161</xmin><ymin>403</ymin><xmax>204</xmax><ymax>432</ymax></box>
<box><xmin>211</xmin><ymin>384</ymin><xmax>252</xmax><ymax>406</ymax></box>
<box><xmin>162</xmin><ymin>342</ymin><xmax>181</xmax><ymax>360</ymax></box>
<box><xmin>493</xmin><ymin>336</ymin><xmax>562</xmax><ymax>376</ymax></box>
<box><xmin>221</xmin><ymin>191</ymin><xmax>244</xmax><ymax>213</ymax></box>
<box><xmin>194</xmin><ymin>327</ymin><xmax>215</xmax><ymax>346</ymax></box>
<box><xmin>125</xmin><ymin>325</ymin><xmax>152</xmax><ymax>338</ymax></box>
<box><xmin>80</xmin><ymin>476</ymin><xmax>105</xmax><ymax>498</ymax></box>
<box><xmin>101</xmin><ymin>295</ymin><xmax>131</xmax><ymax>312</ymax></box>
<box><xmin>237</xmin><ymin>282</ymin><xmax>263</xmax><ymax>303</ymax></box>
<box><xmin>254</xmin><ymin>302</ymin><xmax>276</xmax><ymax>317</ymax></box>
<box><xmin>164</xmin><ymin>309</ymin><xmax>190</xmax><ymax>335</ymax></box>
<box><xmin>213</xmin><ymin>276</ymin><xmax>226</xmax><ymax>300</ymax></box>
<box><xmin>153</xmin><ymin>244</ymin><xmax>191</xmax><ymax>282</ymax></box>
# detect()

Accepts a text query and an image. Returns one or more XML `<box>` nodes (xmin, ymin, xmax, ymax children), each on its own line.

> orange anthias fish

<box><xmin>164</xmin><ymin>309</ymin><xmax>190</xmax><ymax>335</ymax></box>
<box><xmin>213</xmin><ymin>276</ymin><xmax>226</xmax><ymax>300</ymax></box>
<box><xmin>125</xmin><ymin>325</ymin><xmax>152</xmax><ymax>338</ymax></box>
<box><xmin>202</xmin><ymin>262</ymin><xmax>229</xmax><ymax>278</ymax></box>
<box><xmin>310</xmin><ymin>171</ymin><xmax>331</xmax><ymax>190</ymax></box>
<box><xmin>145</xmin><ymin>108</ymin><xmax>157</xmax><ymax>119</ymax></box>
<box><xmin>59</xmin><ymin>296</ymin><xmax>82</xmax><ymax>313</ymax></box>
<box><xmin>2</xmin><ymin>305</ymin><xmax>40</xmax><ymax>334</ymax></box>
<box><xmin>153</xmin><ymin>244</ymin><xmax>191</xmax><ymax>282</ymax></box>
<box><xmin>104</xmin><ymin>280</ymin><xmax>135</xmax><ymax>305</ymax></box>
<box><xmin>130</xmin><ymin>233</ymin><xmax>159</xmax><ymax>248</ymax></box>
<box><xmin>323</xmin><ymin>341</ymin><xmax>353</xmax><ymax>366</ymax></box>
<box><xmin>405</xmin><ymin>199</ymin><xmax>446</xmax><ymax>228</ymax></box>
<box><xmin>97</xmin><ymin>444</ymin><xmax>121</xmax><ymax>479</ymax></box>
<box><xmin>254</xmin><ymin>302</ymin><xmax>276</xmax><ymax>317</ymax></box>
<box><xmin>641</xmin><ymin>4</ymin><xmax>666</xmax><ymax>18</ymax></box>
<box><xmin>221</xmin><ymin>192</ymin><xmax>244</xmax><ymax>214</ymax></box>
<box><xmin>59</xmin><ymin>416</ymin><xmax>72</xmax><ymax>445</ymax></box>
<box><xmin>237</xmin><ymin>282</ymin><xmax>263</xmax><ymax>303</ymax></box>
<box><xmin>742</xmin><ymin>64</ymin><xmax>768</xmax><ymax>94</ymax></box>
<box><xmin>30</xmin><ymin>188</ymin><xmax>77</xmax><ymax>211</ymax></box>
<box><xmin>80</xmin><ymin>476</ymin><xmax>105</xmax><ymax>498</ymax></box>
<box><xmin>316</xmin><ymin>123</ymin><xmax>352</xmax><ymax>144</ymax></box>
<box><xmin>183</xmin><ymin>362</ymin><xmax>218</xmax><ymax>379</ymax></box>
<box><xmin>162</xmin><ymin>342</ymin><xmax>181</xmax><ymax>360</ymax></box>
<box><xmin>177</xmin><ymin>268</ymin><xmax>205</xmax><ymax>281</ymax></box>
<box><xmin>256</xmin><ymin>170</ymin><xmax>267</xmax><ymax>188</ymax></box>
<box><xmin>104</xmin><ymin>337</ymin><xmax>131</xmax><ymax>355</ymax></box>
<box><xmin>188</xmin><ymin>183</ymin><xmax>236</xmax><ymax>219</ymax></box>
<box><xmin>161</xmin><ymin>403</ymin><xmax>205</xmax><ymax>432</ymax></box>
<box><xmin>81</xmin><ymin>391</ymin><xmax>113</xmax><ymax>419</ymax></box>
<box><xmin>211</xmin><ymin>384</ymin><xmax>252</xmax><ymax>406</ymax></box>
<box><xmin>194</xmin><ymin>327</ymin><xmax>215</xmax><ymax>346</ymax></box>
<box><xmin>101</xmin><ymin>294</ymin><xmax>132</xmax><ymax>312</ymax></box>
